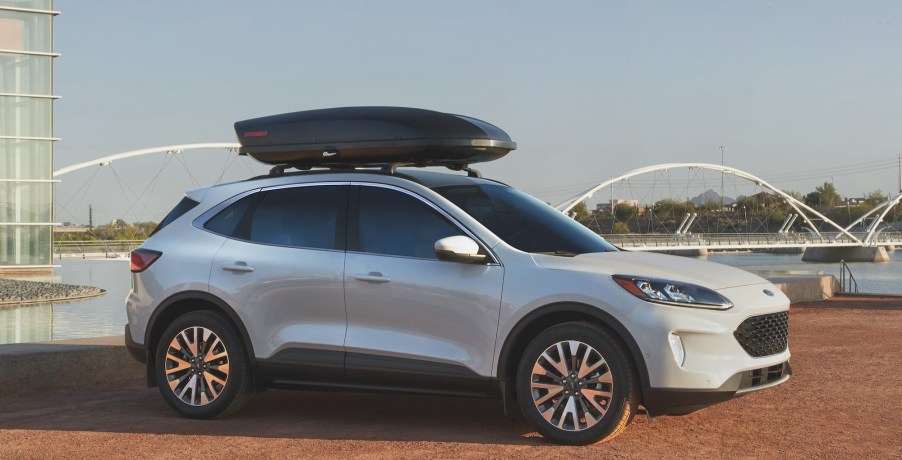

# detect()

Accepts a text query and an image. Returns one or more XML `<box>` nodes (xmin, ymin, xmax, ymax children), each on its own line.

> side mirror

<box><xmin>434</xmin><ymin>235</ymin><xmax>487</xmax><ymax>263</ymax></box>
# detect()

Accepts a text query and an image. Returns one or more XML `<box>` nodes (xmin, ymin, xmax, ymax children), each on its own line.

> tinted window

<box><xmin>356</xmin><ymin>186</ymin><xmax>462</xmax><ymax>259</ymax></box>
<box><xmin>246</xmin><ymin>186</ymin><xmax>346</xmax><ymax>250</ymax></box>
<box><xmin>433</xmin><ymin>184</ymin><xmax>617</xmax><ymax>255</ymax></box>
<box><xmin>204</xmin><ymin>193</ymin><xmax>260</xmax><ymax>237</ymax></box>
<box><xmin>150</xmin><ymin>197</ymin><xmax>198</xmax><ymax>236</ymax></box>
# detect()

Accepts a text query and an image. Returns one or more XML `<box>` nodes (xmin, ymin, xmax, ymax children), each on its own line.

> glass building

<box><xmin>0</xmin><ymin>0</ymin><xmax>57</xmax><ymax>270</ymax></box>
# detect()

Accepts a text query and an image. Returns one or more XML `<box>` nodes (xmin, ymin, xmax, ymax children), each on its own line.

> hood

<box><xmin>531</xmin><ymin>251</ymin><xmax>768</xmax><ymax>290</ymax></box>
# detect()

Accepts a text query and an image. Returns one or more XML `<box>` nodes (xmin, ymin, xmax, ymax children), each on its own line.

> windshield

<box><xmin>433</xmin><ymin>184</ymin><xmax>617</xmax><ymax>255</ymax></box>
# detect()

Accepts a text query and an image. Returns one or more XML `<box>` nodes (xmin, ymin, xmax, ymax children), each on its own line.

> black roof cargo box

<box><xmin>234</xmin><ymin>107</ymin><xmax>516</xmax><ymax>167</ymax></box>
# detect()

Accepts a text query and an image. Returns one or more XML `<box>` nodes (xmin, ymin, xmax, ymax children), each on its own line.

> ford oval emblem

<box><xmin>763</xmin><ymin>289</ymin><xmax>775</xmax><ymax>297</ymax></box>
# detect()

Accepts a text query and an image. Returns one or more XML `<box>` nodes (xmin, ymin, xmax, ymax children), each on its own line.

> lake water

<box><xmin>706</xmin><ymin>251</ymin><xmax>902</xmax><ymax>295</ymax></box>
<box><xmin>0</xmin><ymin>258</ymin><xmax>130</xmax><ymax>344</ymax></box>
<box><xmin>1</xmin><ymin>252</ymin><xmax>900</xmax><ymax>345</ymax></box>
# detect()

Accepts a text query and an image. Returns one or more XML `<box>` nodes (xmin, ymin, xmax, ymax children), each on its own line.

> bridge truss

<box><xmin>52</xmin><ymin>143</ymin><xmax>265</xmax><ymax>242</ymax></box>
<box><xmin>52</xmin><ymin>151</ymin><xmax>901</xmax><ymax>252</ymax></box>
<box><xmin>555</xmin><ymin>163</ymin><xmax>902</xmax><ymax>249</ymax></box>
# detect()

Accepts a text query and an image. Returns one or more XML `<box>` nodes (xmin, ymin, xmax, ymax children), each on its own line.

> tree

<box><xmin>803</xmin><ymin>182</ymin><xmax>842</xmax><ymax>208</ymax></box>
<box><xmin>570</xmin><ymin>201</ymin><xmax>591</xmax><ymax>221</ymax></box>
<box><xmin>864</xmin><ymin>189</ymin><xmax>887</xmax><ymax>207</ymax></box>
<box><xmin>737</xmin><ymin>192</ymin><xmax>783</xmax><ymax>211</ymax></box>
<box><xmin>700</xmin><ymin>200</ymin><xmax>722</xmax><ymax>212</ymax></box>
<box><xmin>611</xmin><ymin>222</ymin><xmax>631</xmax><ymax>234</ymax></box>
<box><xmin>613</xmin><ymin>203</ymin><xmax>638</xmax><ymax>220</ymax></box>
<box><xmin>653</xmin><ymin>199</ymin><xmax>694</xmax><ymax>216</ymax></box>
<box><xmin>735</xmin><ymin>195</ymin><xmax>760</xmax><ymax>211</ymax></box>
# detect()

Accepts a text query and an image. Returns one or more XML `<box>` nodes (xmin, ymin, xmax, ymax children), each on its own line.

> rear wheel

<box><xmin>155</xmin><ymin>311</ymin><xmax>252</xmax><ymax>418</ymax></box>
<box><xmin>516</xmin><ymin>322</ymin><xmax>638</xmax><ymax>445</ymax></box>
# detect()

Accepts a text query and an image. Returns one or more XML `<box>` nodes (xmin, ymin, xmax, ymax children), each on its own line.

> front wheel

<box><xmin>516</xmin><ymin>322</ymin><xmax>638</xmax><ymax>445</ymax></box>
<box><xmin>155</xmin><ymin>310</ymin><xmax>252</xmax><ymax>418</ymax></box>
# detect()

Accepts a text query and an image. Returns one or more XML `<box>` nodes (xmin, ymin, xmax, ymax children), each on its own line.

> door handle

<box><xmin>222</xmin><ymin>262</ymin><xmax>255</xmax><ymax>273</ymax></box>
<box><xmin>354</xmin><ymin>272</ymin><xmax>391</xmax><ymax>283</ymax></box>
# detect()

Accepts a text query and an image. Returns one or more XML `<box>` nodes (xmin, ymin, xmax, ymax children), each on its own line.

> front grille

<box><xmin>738</xmin><ymin>362</ymin><xmax>791</xmax><ymax>390</ymax></box>
<box><xmin>734</xmin><ymin>311</ymin><xmax>789</xmax><ymax>357</ymax></box>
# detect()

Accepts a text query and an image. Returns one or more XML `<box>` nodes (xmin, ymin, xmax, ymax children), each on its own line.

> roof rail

<box><xmin>265</xmin><ymin>162</ymin><xmax>482</xmax><ymax>178</ymax></box>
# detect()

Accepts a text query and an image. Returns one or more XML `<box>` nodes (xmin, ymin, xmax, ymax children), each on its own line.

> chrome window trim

<box><xmin>193</xmin><ymin>189</ymin><xmax>261</xmax><ymax>232</ymax></box>
<box><xmin>190</xmin><ymin>179</ymin><xmax>500</xmax><ymax>264</ymax></box>
<box><xmin>350</xmin><ymin>181</ymin><xmax>502</xmax><ymax>266</ymax></box>
<box><xmin>193</xmin><ymin>182</ymin><xmax>350</xmax><ymax>253</ymax></box>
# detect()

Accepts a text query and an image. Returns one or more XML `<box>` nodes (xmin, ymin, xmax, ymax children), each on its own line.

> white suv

<box><xmin>125</xmin><ymin>108</ymin><xmax>790</xmax><ymax>445</ymax></box>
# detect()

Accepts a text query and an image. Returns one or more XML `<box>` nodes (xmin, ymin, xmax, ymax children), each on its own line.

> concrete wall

<box><xmin>0</xmin><ymin>336</ymin><xmax>143</xmax><ymax>394</ymax></box>
<box><xmin>802</xmin><ymin>246</ymin><xmax>890</xmax><ymax>262</ymax></box>
<box><xmin>769</xmin><ymin>275</ymin><xmax>840</xmax><ymax>303</ymax></box>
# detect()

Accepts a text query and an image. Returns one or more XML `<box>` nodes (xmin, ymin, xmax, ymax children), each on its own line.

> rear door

<box><xmin>206</xmin><ymin>183</ymin><xmax>349</xmax><ymax>381</ymax></box>
<box><xmin>343</xmin><ymin>184</ymin><xmax>504</xmax><ymax>392</ymax></box>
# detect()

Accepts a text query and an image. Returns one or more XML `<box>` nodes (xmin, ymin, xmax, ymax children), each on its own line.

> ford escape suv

<box><xmin>125</xmin><ymin>107</ymin><xmax>790</xmax><ymax>445</ymax></box>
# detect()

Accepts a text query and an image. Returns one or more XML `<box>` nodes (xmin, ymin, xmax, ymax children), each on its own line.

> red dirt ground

<box><xmin>0</xmin><ymin>297</ymin><xmax>899</xmax><ymax>459</ymax></box>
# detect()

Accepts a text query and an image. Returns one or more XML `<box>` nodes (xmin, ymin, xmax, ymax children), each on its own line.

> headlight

<box><xmin>612</xmin><ymin>275</ymin><xmax>733</xmax><ymax>310</ymax></box>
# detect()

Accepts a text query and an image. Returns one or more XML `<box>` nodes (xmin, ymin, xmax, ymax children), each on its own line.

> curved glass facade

<box><xmin>0</xmin><ymin>0</ymin><xmax>57</xmax><ymax>268</ymax></box>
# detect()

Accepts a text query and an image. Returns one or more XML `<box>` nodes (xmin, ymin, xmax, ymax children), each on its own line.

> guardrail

<box><xmin>839</xmin><ymin>259</ymin><xmax>859</xmax><ymax>293</ymax></box>
<box><xmin>600</xmin><ymin>232</ymin><xmax>902</xmax><ymax>250</ymax></box>
<box><xmin>50</xmin><ymin>232</ymin><xmax>902</xmax><ymax>256</ymax></box>
<box><xmin>53</xmin><ymin>240</ymin><xmax>144</xmax><ymax>258</ymax></box>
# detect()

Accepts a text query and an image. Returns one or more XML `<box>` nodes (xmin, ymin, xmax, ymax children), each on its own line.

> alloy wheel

<box><xmin>529</xmin><ymin>340</ymin><xmax>614</xmax><ymax>431</ymax></box>
<box><xmin>164</xmin><ymin>326</ymin><xmax>230</xmax><ymax>406</ymax></box>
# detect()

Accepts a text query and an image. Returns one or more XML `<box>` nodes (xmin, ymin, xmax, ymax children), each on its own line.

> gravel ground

<box><xmin>0</xmin><ymin>297</ymin><xmax>899</xmax><ymax>458</ymax></box>
<box><xmin>0</xmin><ymin>278</ymin><xmax>105</xmax><ymax>305</ymax></box>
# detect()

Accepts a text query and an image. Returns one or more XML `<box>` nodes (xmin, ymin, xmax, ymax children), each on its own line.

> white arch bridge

<box><xmin>52</xmin><ymin>149</ymin><xmax>901</xmax><ymax>260</ymax></box>
<box><xmin>555</xmin><ymin>163</ymin><xmax>902</xmax><ymax>258</ymax></box>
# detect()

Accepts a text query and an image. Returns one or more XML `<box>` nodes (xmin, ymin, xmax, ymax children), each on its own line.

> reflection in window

<box><xmin>357</xmin><ymin>187</ymin><xmax>461</xmax><ymax>259</ymax></box>
<box><xmin>246</xmin><ymin>186</ymin><xmax>346</xmax><ymax>250</ymax></box>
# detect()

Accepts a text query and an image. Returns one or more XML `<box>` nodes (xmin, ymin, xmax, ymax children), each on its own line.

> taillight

<box><xmin>130</xmin><ymin>249</ymin><xmax>162</xmax><ymax>273</ymax></box>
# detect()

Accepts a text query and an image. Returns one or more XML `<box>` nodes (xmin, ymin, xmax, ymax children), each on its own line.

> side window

<box><xmin>356</xmin><ymin>186</ymin><xmax>462</xmax><ymax>259</ymax></box>
<box><xmin>204</xmin><ymin>193</ymin><xmax>260</xmax><ymax>238</ymax></box>
<box><xmin>247</xmin><ymin>185</ymin><xmax>346</xmax><ymax>250</ymax></box>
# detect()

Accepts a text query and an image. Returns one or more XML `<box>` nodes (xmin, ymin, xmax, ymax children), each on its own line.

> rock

<box><xmin>0</xmin><ymin>278</ymin><xmax>105</xmax><ymax>305</ymax></box>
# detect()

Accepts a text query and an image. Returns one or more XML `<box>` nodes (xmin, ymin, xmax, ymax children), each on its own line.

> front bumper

<box><xmin>645</xmin><ymin>360</ymin><xmax>792</xmax><ymax>416</ymax></box>
<box><xmin>619</xmin><ymin>282</ymin><xmax>792</xmax><ymax>416</ymax></box>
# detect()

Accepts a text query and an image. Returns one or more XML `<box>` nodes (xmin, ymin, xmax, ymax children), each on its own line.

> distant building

<box><xmin>596</xmin><ymin>199</ymin><xmax>640</xmax><ymax>210</ymax></box>
<box><xmin>0</xmin><ymin>1</ymin><xmax>57</xmax><ymax>271</ymax></box>
<box><xmin>53</xmin><ymin>226</ymin><xmax>87</xmax><ymax>234</ymax></box>
<box><xmin>597</xmin><ymin>199</ymin><xmax>647</xmax><ymax>216</ymax></box>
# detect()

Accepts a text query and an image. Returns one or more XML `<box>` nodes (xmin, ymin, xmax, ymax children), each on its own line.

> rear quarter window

<box><xmin>150</xmin><ymin>197</ymin><xmax>199</xmax><ymax>236</ymax></box>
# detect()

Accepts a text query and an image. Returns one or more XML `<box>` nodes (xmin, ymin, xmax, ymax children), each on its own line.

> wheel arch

<box><xmin>144</xmin><ymin>290</ymin><xmax>256</xmax><ymax>387</ymax></box>
<box><xmin>496</xmin><ymin>302</ymin><xmax>651</xmax><ymax>405</ymax></box>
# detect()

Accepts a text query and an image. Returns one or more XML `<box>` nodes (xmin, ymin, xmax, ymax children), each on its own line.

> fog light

<box><xmin>668</xmin><ymin>333</ymin><xmax>685</xmax><ymax>367</ymax></box>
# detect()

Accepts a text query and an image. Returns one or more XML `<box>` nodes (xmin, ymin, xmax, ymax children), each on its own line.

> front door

<box><xmin>343</xmin><ymin>184</ymin><xmax>504</xmax><ymax>393</ymax></box>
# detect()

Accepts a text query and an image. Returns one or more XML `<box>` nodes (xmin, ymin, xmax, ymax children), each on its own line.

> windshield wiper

<box><xmin>535</xmin><ymin>251</ymin><xmax>578</xmax><ymax>257</ymax></box>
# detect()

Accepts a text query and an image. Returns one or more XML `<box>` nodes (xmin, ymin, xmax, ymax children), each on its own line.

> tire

<box><xmin>155</xmin><ymin>310</ymin><xmax>253</xmax><ymax>419</ymax></box>
<box><xmin>516</xmin><ymin>322</ymin><xmax>638</xmax><ymax>445</ymax></box>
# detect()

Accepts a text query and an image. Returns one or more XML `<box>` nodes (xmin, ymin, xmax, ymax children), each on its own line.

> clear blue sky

<box><xmin>53</xmin><ymin>1</ymin><xmax>902</xmax><ymax>224</ymax></box>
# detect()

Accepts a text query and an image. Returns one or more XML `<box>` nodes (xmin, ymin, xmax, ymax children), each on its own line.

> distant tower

<box><xmin>88</xmin><ymin>204</ymin><xmax>93</xmax><ymax>230</ymax></box>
